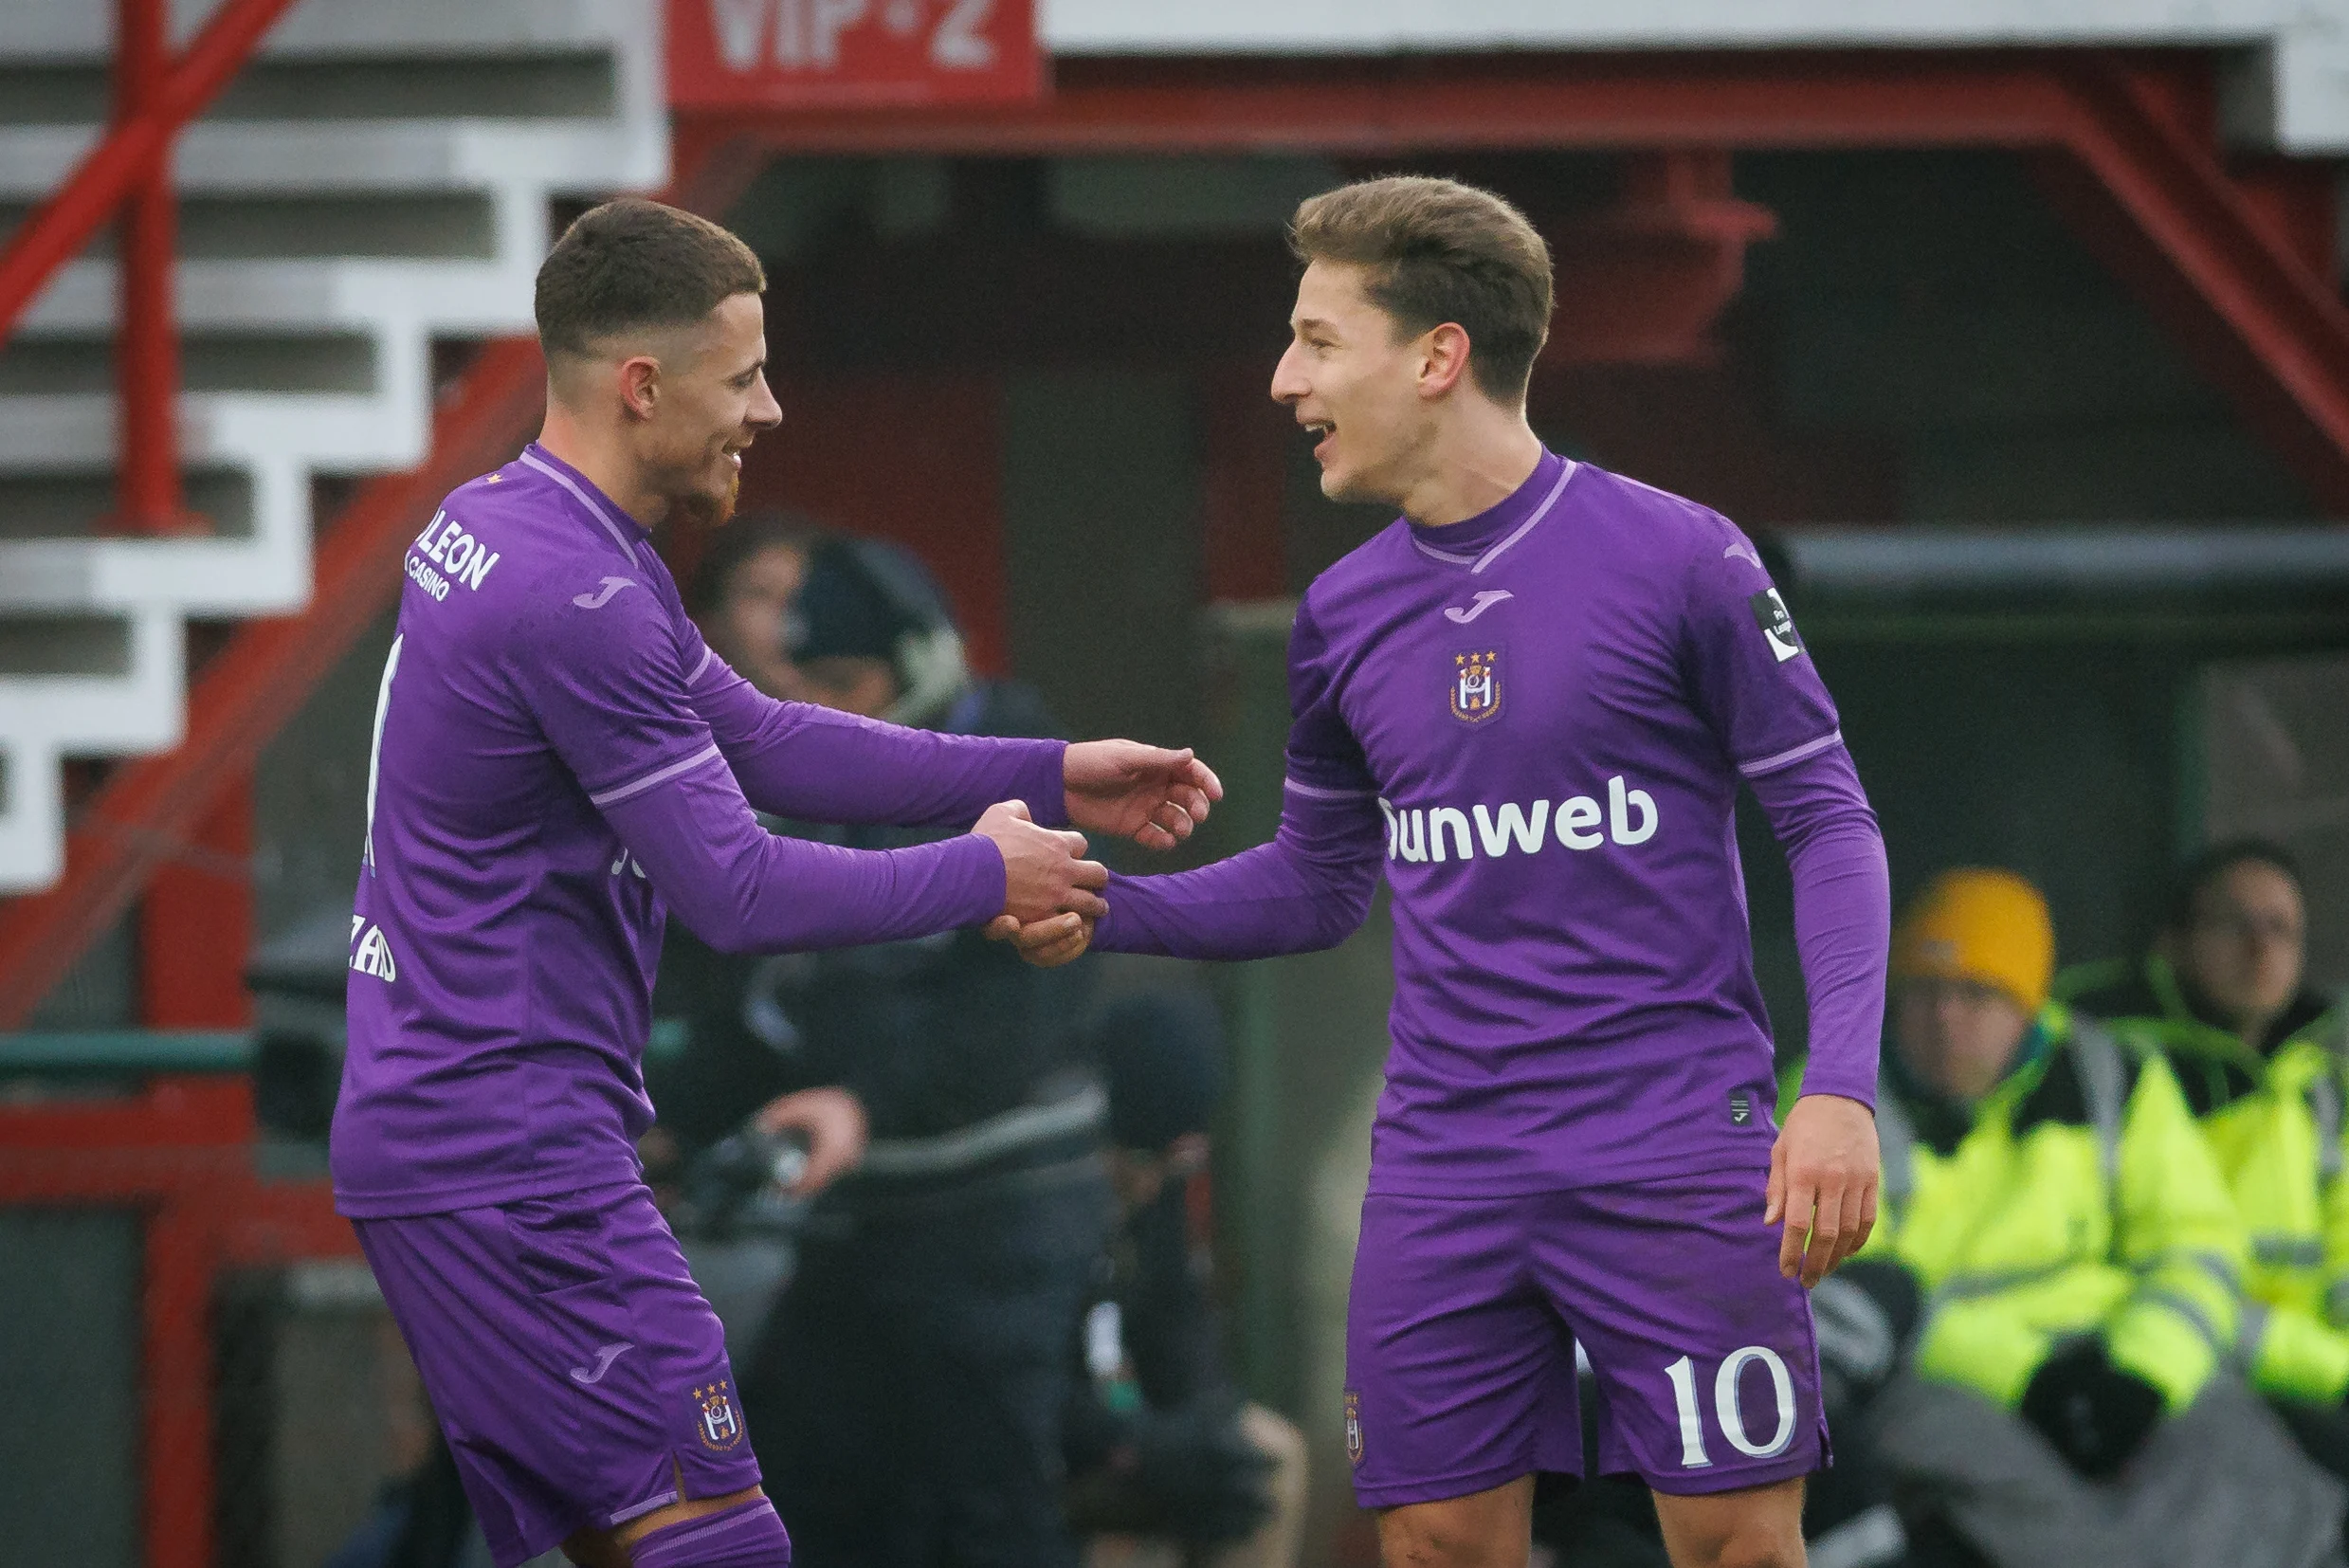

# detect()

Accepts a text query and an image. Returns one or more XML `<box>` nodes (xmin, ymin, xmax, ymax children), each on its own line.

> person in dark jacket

<box><xmin>1064</xmin><ymin>992</ymin><xmax>1305</xmax><ymax>1568</ymax></box>
<box><xmin>649</xmin><ymin>515</ymin><xmax>1113</xmax><ymax>1568</ymax></box>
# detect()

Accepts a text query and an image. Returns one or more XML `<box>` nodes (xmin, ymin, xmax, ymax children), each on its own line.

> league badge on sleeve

<box><xmin>693</xmin><ymin>1379</ymin><xmax>745</xmax><ymax>1451</ymax></box>
<box><xmin>1449</xmin><ymin>649</ymin><xmax>1502</xmax><ymax>723</ymax></box>
<box><xmin>1748</xmin><ymin>590</ymin><xmax>1804</xmax><ymax>664</ymax></box>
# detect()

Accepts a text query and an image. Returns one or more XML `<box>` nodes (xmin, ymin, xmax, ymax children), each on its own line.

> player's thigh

<box><xmin>1530</xmin><ymin>1169</ymin><xmax>1826</xmax><ymax>1499</ymax></box>
<box><xmin>1347</xmin><ymin>1193</ymin><xmax>1580</xmax><ymax>1510</ymax></box>
<box><xmin>1375</xmin><ymin>1474</ymin><xmax>1538</xmax><ymax>1568</ymax></box>
<box><xmin>355</xmin><ymin>1184</ymin><xmax>757</xmax><ymax>1563</ymax></box>
<box><xmin>1648</xmin><ymin>1475</ymin><xmax>1806</xmax><ymax>1568</ymax></box>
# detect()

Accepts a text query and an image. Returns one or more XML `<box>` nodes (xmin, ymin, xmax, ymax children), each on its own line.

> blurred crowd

<box><xmin>325</xmin><ymin>515</ymin><xmax>2345</xmax><ymax>1568</ymax></box>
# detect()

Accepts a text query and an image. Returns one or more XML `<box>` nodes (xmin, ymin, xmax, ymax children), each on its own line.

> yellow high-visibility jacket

<box><xmin>2066</xmin><ymin>956</ymin><xmax>2349</xmax><ymax>1402</ymax></box>
<box><xmin>1792</xmin><ymin>1007</ymin><xmax>2246</xmax><ymax>1413</ymax></box>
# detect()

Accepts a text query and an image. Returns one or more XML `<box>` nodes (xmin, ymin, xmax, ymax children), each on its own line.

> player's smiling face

<box><xmin>1273</xmin><ymin>261</ymin><xmax>1442</xmax><ymax>509</ymax></box>
<box><xmin>640</xmin><ymin>291</ymin><xmax>782</xmax><ymax>526</ymax></box>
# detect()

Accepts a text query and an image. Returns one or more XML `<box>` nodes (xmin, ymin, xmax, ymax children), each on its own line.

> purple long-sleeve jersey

<box><xmin>1095</xmin><ymin>451</ymin><xmax>1889</xmax><ymax>1195</ymax></box>
<box><xmin>333</xmin><ymin>444</ymin><xmax>1068</xmax><ymax>1217</ymax></box>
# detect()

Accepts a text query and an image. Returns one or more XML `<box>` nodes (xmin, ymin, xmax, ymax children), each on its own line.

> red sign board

<box><xmin>668</xmin><ymin>0</ymin><xmax>1044</xmax><ymax>110</ymax></box>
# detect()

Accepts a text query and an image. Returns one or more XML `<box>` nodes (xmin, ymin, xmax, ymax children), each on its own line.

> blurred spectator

<box><xmin>2067</xmin><ymin>844</ymin><xmax>2349</xmax><ymax>1496</ymax></box>
<box><xmin>1064</xmin><ymin>993</ymin><xmax>1305</xmax><ymax>1568</ymax></box>
<box><xmin>1799</xmin><ymin>869</ymin><xmax>2341</xmax><ymax>1568</ymax></box>
<box><xmin>649</xmin><ymin>516</ymin><xmax>1112</xmax><ymax>1568</ymax></box>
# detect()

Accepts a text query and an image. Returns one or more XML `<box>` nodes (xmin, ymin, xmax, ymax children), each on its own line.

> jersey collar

<box><xmin>1405</xmin><ymin>447</ymin><xmax>1575</xmax><ymax>573</ymax></box>
<box><xmin>517</xmin><ymin>443</ymin><xmax>643</xmax><ymax>556</ymax></box>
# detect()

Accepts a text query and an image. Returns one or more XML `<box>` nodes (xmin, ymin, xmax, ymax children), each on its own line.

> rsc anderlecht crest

<box><xmin>694</xmin><ymin>1380</ymin><xmax>745</xmax><ymax>1451</ymax></box>
<box><xmin>1450</xmin><ymin>649</ymin><xmax>1502</xmax><ymax>723</ymax></box>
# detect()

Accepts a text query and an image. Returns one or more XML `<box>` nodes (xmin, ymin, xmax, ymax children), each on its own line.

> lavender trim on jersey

<box><xmin>607</xmin><ymin>1487</ymin><xmax>683</xmax><ymax>1527</ymax></box>
<box><xmin>1409</xmin><ymin>535</ymin><xmax>1481</xmax><ymax>566</ymax></box>
<box><xmin>687</xmin><ymin>644</ymin><xmax>714</xmax><ymax>684</ymax></box>
<box><xmin>1472</xmin><ymin>462</ymin><xmax>1576</xmax><ymax>574</ymax></box>
<box><xmin>519</xmin><ymin>449</ymin><xmax>637</xmax><ymax>554</ymax></box>
<box><xmin>1738</xmin><ymin>728</ymin><xmax>1844</xmax><ymax>779</ymax></box>
<box><xmin>1404</xmin><ymin>461</ymin><xmax>1577</xmax><ymax>571</ymax></box>
<box><xmin>587</xmin><ymin>741</ymin><xmax>723</xmax><ymax>808</ymax></box>
<box><xmin>1285</xmin><ymin>775</ymin><xmax>1378</xmax><ymax>800</ymax></box>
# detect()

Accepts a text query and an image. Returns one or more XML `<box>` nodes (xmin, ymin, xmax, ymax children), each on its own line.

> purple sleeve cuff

<box><xmin>1747</xmin><ymin>743</ymin><xmax>1889</xmax><ymax>1112</ymax></box>
<box><xmin>1009</xmin><ymin>738</ymin><xmax>1070</xmax><ymax>830</ymax></box>
<box><xmin>605</xmin><ymin>758</ymin><xmax>1005</xmax><ymax>953</ymax></box>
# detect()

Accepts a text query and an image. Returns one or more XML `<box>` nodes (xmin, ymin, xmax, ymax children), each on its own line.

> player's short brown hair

<box><xmin>534</xmin><ymin>197</ymin><xmax>766</xmax><ymax>360</ymax></box>
<box><xmin>1289</xmin><ymin>176</ymin><xmax>1553</xmax><ymax>404</ymax></box>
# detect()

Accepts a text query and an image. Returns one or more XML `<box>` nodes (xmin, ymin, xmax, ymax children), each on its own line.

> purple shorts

<box><xmin>355</xmin><ymin>1181</ymin><xmax>763</xmax><ymax>1567</ymax></box>
<box><xmin>1345</xmin><ymin>1166</ymin><xmax>1827</xmax><ymax>1508</ymax></box>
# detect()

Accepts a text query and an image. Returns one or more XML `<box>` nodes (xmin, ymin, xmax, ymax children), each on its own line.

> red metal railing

<box><xmin>0</xmin><ymin>140</ymin><xmax>768</xmax><ymax>1027</ymax></box>
<box><xmin>0</xmin><ymin>0</ymin><xmax>301</xmax><ymax>532</ymax></box>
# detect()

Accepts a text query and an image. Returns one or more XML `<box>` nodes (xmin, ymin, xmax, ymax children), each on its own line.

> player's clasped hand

<box><xmin>973</xmin><ymin>800</ymin><xmax>1110</xmax><ymax>925</ymax></box>
<box><xmin>1063</xmin><ymin>740</ymin><xmax>1225</xmax><ymax>851</ymax></box>
<box><xmin>983</xmin><ymin>910</ymin><xmax>1095</xmax><ymax>969</ymax></box>
<box><xmin>1765</xmin><ymin>1092</ymin><xmax>1882</xmax><ymax>1288</ymax></box>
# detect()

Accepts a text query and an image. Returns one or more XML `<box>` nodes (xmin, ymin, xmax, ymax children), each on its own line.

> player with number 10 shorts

<box><xmin>1000</xmin><ymin>177</ymin><xmax>1891</xmax><ymax>1568</ymax></box>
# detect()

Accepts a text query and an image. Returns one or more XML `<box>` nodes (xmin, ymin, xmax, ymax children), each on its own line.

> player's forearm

<box><xmin>1092</xmin><ymin>810</ymin><xmax>1380</xmax><ymax>959</ymax></box>
<box><xmin>1750</xmin><ymin>744</ymin><xmax>1889</xmax><ymax>1108</ymax></box>
<box><xmin>692</xmin><ymin>662</ymin><xmax>1067</xmax><ymax>828</ymax></box>
<box><xmin>607</xmin><ymin>762</ymin><xmax>1004</xmax><ymax>954</ymax></box>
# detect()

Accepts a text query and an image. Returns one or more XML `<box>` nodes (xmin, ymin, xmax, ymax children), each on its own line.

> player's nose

<box><xmin>748</xmin><ymin>374</ymin><xmax>783</xmax><ymax>428</ymax></box>
<box><xmin>1270</xmin><ymin>342</ymin><xmax>1308</xmax><ymax>405</ymax></box>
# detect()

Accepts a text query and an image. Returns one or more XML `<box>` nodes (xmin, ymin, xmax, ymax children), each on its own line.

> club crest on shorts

<box><xmin>1344</xmin><ymin>1390</ymin><xmax>1364</xmax><ymax>1467</ymax></box>
<box><xmin>1449</xmin><ymin>649</ymin><xmax>1502</xmax><ymax>723</ymax></box>
<box><xmin>693</xmin><ymin>1379</ymin><xmax>744</xmax><ymax>1451</ymax></box>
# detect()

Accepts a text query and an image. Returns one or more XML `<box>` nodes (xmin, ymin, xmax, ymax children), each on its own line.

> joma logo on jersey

<box><xmin>1450</xmin><ymin>650</ymin><xmax>1502</xmax><ymax>723</ymax></box>
<box><xmin>405</xmin><ymin>509</ymin><xmax>502</xmax><ymax>602</ymax></box>
<box><xmin>1378</xmin><ymin>777</ymin><xmax>1659</xmax><ymax>864</ymax></box>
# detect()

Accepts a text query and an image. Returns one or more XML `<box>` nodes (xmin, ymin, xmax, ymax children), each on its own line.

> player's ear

<box><xmin>616</xmin><ymin>353</ymin><xmax>663</xmax><ymax>422</ymax></box>
<box><xmin>1418</xmin><ymin>322</ymin><xmax>1472</xmax><ymax>400</ymax></box>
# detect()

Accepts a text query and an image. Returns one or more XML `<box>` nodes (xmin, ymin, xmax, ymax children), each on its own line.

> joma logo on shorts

<box><xmin>1378</xmin><ymin>777</ymin><xmax>1659</xmax><ymax>864</ymax></box>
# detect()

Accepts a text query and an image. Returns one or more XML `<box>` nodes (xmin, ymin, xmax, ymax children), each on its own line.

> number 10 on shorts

<box><xmin>1664</xmin><ymin>1347</ymin><xmax>1797</xmax><ymax>1468</ymax></box>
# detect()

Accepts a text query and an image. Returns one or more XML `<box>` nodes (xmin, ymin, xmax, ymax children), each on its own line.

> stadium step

<box><xmin>0</xmin><ymin>0</ymin><xmax>666</xmax><ymax>890</ymax></box>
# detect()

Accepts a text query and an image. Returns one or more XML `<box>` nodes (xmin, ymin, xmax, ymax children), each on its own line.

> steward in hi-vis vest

<box><xmin>1792</xmin><ymin>868</ymin><xmax>2349</xmax><ymax>1568</ymax></box>
<box><xmin>2068</xmin><ymin>949</ymin><xmax>2344</xmax><ymax>1402</ymax></box>
<box><xmin>1788</xmin><ymin>869</ymin><xmax>2247</xmax><ymax>1478</ymax></box>
<box><xmin>2066</xmin><ymin>841</ymin><xmax>2349</xmax><ymax>1509</ymax></box>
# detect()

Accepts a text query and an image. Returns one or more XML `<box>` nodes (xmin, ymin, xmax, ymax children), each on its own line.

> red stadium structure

<box><xmin>4</xmin><ymin>4</ymin><xmax>2349</xmax><ymax>1562</ymax></box>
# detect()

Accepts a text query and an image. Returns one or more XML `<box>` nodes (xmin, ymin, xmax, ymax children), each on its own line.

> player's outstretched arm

<box><xmin>602</xmin><ymin>758</ymin><xmax>1105</xmax><ymax>955</ymax></box>
<box><xmin>992</xmin><ymin>593</ymin><xmax>1374</xmax><ymax>966</ymax></box>
<box><xmin>989</xmin><ymin>779</ymin><xmax>1384</xmax><ymax>967</ymax></box>
<box><xmin>686</xmin><ymin>652</ymin><xmax>1218</xmax><ymax>848</ymax></box>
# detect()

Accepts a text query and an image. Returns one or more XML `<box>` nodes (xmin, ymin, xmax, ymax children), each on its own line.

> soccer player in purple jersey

<box><xmin>335</xmin><ymin>198</ymin><xmax>1219</xmax><ymax>1568</ymax></box>
<box><xmin>994</xmin><ymin>178</ymin><xmax>1891</xmax><ymax>1568</ymax></box>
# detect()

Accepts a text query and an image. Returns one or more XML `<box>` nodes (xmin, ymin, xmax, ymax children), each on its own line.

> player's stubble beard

<box><xmin>675</xmin><ymin>466</ymin><xmax>740</xmax><ymax>534</ymax></box>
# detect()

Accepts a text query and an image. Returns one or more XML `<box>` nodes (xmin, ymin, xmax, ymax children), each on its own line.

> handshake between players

<box><xmin>974</xmin><ymin>738</ymin><xmax>1223</xmax><ymax>941</ymax></box>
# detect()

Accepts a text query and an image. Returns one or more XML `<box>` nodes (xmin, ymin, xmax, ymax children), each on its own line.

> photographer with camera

<box><xmin>1065</xmin><ymin>993</ymin><xmax>1305</xmax><ymax>1568</ymax></box>
<box><xmin>649</xmin><ymin>515</ymin><xmax>1113</xmax><ymax>1568</ymax></box>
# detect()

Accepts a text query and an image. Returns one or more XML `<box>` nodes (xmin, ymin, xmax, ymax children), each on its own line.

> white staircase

<box><xmin>0</xmin><ymin>0</ymin><xmax>667</xmax><ymax>890</ymax></box>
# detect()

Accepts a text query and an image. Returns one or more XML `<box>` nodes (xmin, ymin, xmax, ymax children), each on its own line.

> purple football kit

<box><xmin>1092</xmin><ymin>449</ymin><xmax>1890</xmax><ymax>1503</ymax></box>
<box><xmin>337</xmin><ymin>443</ymin><xmax>1070</xmax><ymax>1564</ymax></box>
